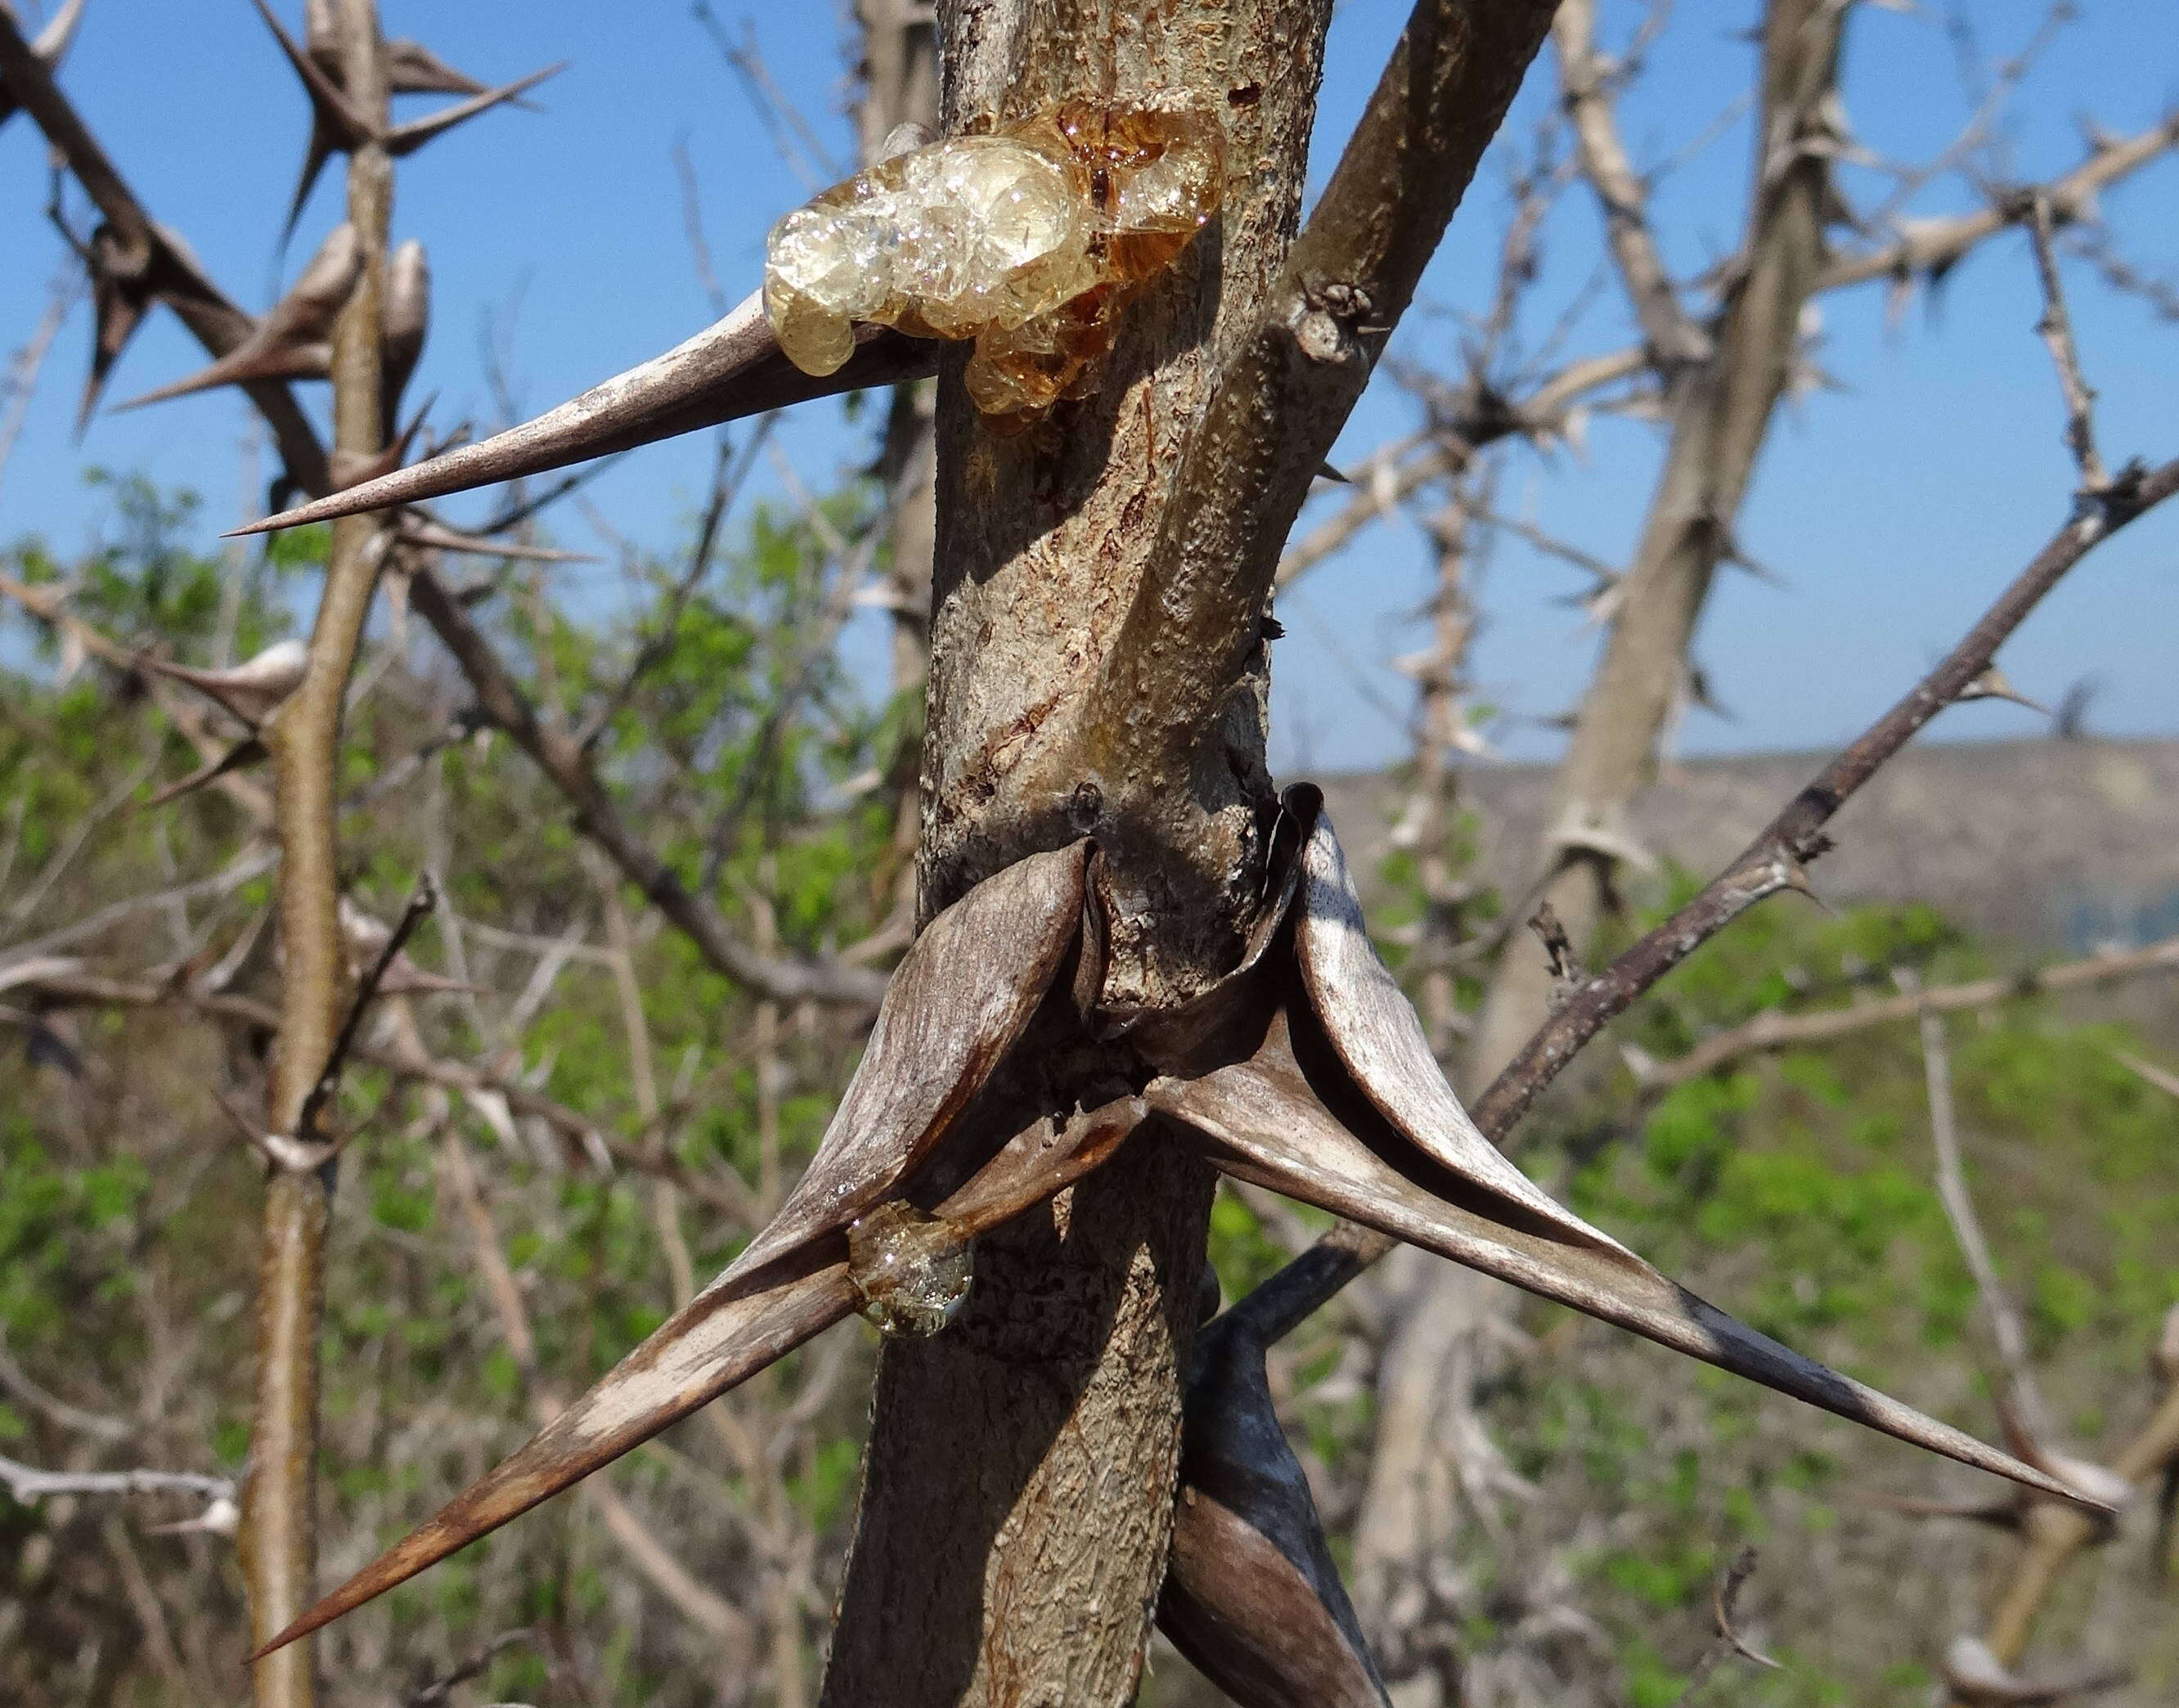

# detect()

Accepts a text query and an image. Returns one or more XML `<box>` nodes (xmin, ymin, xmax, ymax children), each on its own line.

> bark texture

<box><xmin>821</xmin><ymin>2</ymin><xmax>1335</xmax><ymax>1701</ymax></box>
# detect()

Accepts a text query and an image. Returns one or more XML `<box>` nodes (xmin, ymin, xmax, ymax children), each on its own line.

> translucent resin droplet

<box><xmin>847</xmin><ymin>1202</ymin><xmax>973</xmax><ymax>1338</ymax></box>
<box><xmin>763</xmin><ymin>103</ymin><xmax>1224</xmax><ymax>420</ymax></box>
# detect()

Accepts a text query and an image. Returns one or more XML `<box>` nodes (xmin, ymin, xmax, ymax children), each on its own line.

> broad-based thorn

<box><xmin>248</xmin><ymin>844</ymin><xmax>1110</xmax><ymax>1656</ymax></box>
<box><xmin>380</xmin><ymin>237</ymin><xmax>429</xmax><ymax>425</ymax></box>
<box><xmin>1148</xmin><ymin>789</ymin><xmax>2108</xmax><ymax>1508</ymax></box>
<box><xmin>1956</xmin><ymin>664</ymin><xmax>2050</xmax><ymax>716</ymax></box>
<box><xmin>1159</xmin><ymin>1310</ymin><xmax>1391</xmax><ymax>1706</ymax></box>
<box><xmin>134</xmin><ymin>637</ymin><xmax>308</xmax><ymax>728</ymax></box>
<box><xmin>113</xmin><ymin>223</ymin><xmax>361</xmax><ymax>411</ymax></box>
<box><xmin>1943</xmin><ymin>1637</ymin><xmax>2127</xmax><ymax>1706</ymax></box>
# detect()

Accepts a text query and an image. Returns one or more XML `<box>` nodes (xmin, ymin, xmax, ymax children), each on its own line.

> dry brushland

<box><xmin>2</xmin><ymin>2</ymin><xmax>2178</xmax><ymax>1706</ymax></box>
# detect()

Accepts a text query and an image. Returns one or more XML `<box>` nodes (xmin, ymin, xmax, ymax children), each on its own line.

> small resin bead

<box><xmin>846</xmin><ymin>1201</ymin><xmax>973</xmax><ymax>1339</ymax></box>
<box><xmin>763</xmin><ymin>103</ymin><xmax>1224</xmax><ymax>422</ymax></box>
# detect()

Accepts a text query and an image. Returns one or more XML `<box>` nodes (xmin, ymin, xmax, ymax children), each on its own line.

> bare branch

<box><xmin>1670</xmin><ymin>1545</ymin><xmax>1779</xmax><ymax>1705</ymax></box>
<box><xmin>1641</xmin><ymin>934</ymin><xmax>2179</xmax><ymax>1093</ymax></box>
<box><xmin>2026</xmin><ymin>195</ymin><xmax>2107</xmax><ymax>492</ymax></box>
<box><xmin>1552</xmin><ymin>0</ymin><xmax>1707</xmax><ymax>367</ymax></box>
<box><xmin>292</xmin><ymin>878</ymin><xmax>438</xmax><ymax>1147</ymax></box>
<box><xmin>1903</xmin><ymin>969</ymin><xmax>2051</xmax><ymax>1441</ymax></box>
<box><xmin>0</xmin><ymin>1453</ymin><xmax>232</xmax><ymax>1505</ymax></box>
<box><xmin>404</xmin><ymin>563</ymin><xmax>887</xmax><ymax>1007</ymax></box>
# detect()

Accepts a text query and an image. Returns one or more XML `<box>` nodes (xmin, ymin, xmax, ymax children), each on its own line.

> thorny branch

<box><xmin>1469</xmin><ymin>457</ymin><xmax>2179</xmax><ymax>1139</ymax></box>
<box><xmin>2025</xmin><ymin>195</ymin><xmax>2107</xmax><ymax>492</ymax></box>
<box><xmin>1274</xmin><ymin>110</ymin><xmax>2179</xmax><ymax>600</ymax></box>
<box><xmin>1238</xmin><ymin>454</ymin><xmax>2179</xmax><ymax>1335</ymax></box>
<box><xmin>5</xmin><ymin>5</ymin><xmax>874</xmax><ymax>1023</ymax></box>
<box><xmin>0</xmin><ymin>10</ymin><xmax>330</xmax><ymax>494</ymax></box>
<box><xmin>244</xmin><ymin>6</ymin><xmax>396</xmax><ymax>1698</ymax></box>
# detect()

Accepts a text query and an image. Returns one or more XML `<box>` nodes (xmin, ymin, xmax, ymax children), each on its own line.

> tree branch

<box><xmin>1079</xmin><ymin>0</ymin><xmax>1561</xmax><ymax>789</ymax></box>
<box><xmin>1638</xmin><ymin>935</ymin><xmax>2179</xmax><ymax>1094</ymax></box>
<box><xmin>1238</xmin><ymin>452</ymin><xmax>2179</xmax><ymax>1337</ymax></box>
<box><xmin>1552</xmin><ymin>0</ymin><xmax>1707</xmax><ymax>368</ymax></box>
<box><xmin>0</xmin><ymin>10</ymin><xmax>330</xmax><ymax>495</ymax></box>
<box><xmin>243</xmin><ymin>9</ymin><xmax>395</xmax><ymax>1700</ymax></box>
<box><xmin>404</xmin><ymin>563</ymin><xmax>886</xmax><ymax>1007</ymax></box>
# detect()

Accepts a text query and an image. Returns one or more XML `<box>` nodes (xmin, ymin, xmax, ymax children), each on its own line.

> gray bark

<box><xmin>820</xmin><ymin>3</ymin><xmax>1335</xmax><ymax>1701</ymax></box>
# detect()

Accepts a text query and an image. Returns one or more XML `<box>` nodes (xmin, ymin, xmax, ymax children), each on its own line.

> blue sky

<box><xmin>2</xmin><ymin>0</ymin><xmax>2175</xmax><ymax>775</ymax></box>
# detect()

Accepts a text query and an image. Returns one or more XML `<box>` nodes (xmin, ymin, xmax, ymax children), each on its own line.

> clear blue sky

<box><xmin>2</xmin><ymin>1</ymin><xmax>2174</xmax><ymax>775</ymax></box>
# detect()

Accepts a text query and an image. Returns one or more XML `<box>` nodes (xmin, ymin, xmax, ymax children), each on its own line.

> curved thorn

<box><xmin>726</xmin><ymin>840</ymin><xmax>1090</xmax><ymax>1283</ymax></box>
<box><xmin>1160</xmin><ymin>1311</ymin><xmax>1391</xmax><ymax>1706</ymax></box>
<box><xmin>1292</xmin><ymin>802</ymin><xmax>1626</xmax><ymax>1255</ymax></box>
<box><xmin>229</xmin><ymin>291</ymin><xmax>938</xmax><ymax>537</ymax></box>
<box><xmin>1149</xmin><ymin>1027</ymin><xmax>2109</xmax><ymax>1511</ymax></box>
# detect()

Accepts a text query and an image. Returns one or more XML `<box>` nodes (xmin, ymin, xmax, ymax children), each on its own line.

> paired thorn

<box><xmin>250</xmin><ymin>0</ymin><xmax>561</xmax><ymax>237</ymax></box>
<box><xmin>249</xmin><ymin>800</ymin><xmax>2108</xmax><ymax>1658</ymax></box>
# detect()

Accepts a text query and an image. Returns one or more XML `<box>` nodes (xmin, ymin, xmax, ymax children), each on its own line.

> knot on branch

<box><xmin>1288</xmin><ymin>275</ymin><xmax>1378</xmax><ymax>367</ymax></box>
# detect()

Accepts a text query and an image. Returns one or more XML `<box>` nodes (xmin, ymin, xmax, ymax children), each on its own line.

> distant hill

<box><xmin>1313</xmin><ymin>736</ymin><xmax>2179</xmax><ymax>951</ymax></box>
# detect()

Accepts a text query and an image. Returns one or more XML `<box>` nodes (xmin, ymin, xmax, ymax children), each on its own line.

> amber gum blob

<box><xmin>763</xmin><ymin>101</ymin><xmax>1224</xmax><ymax>422</ymax></box>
